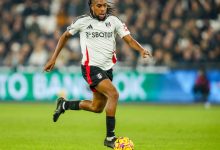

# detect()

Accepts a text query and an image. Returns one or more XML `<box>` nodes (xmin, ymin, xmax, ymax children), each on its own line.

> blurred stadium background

<box><xmin>0</xmin><ymin>0</ymin><xmax>219</xmax><ymax>103</ymax></box>
<box><xmin>0</xmin><ymin>0</ymin><xmax>220</xmax><ymax>150</ymax></box>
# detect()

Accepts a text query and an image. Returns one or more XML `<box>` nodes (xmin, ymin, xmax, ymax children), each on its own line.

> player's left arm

<box><xmin>123</xmin><ymin>34</ymin><xmax>151</xmax><ymax>58</ymax></box>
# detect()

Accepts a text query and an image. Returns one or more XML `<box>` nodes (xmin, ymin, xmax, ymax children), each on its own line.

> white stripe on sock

<box><xmin>62</xmin><ymin>102</ymin><xmax>65</xmax><ymax>110</ymax></box>
<box><xmin>106</xmin><ymin>136</ymin><xmax>115</xmax><ymax>141</ymax></box>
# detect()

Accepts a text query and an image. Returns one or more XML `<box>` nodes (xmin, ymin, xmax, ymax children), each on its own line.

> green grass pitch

<box><xmin>0</xmin><ymin>102</ymin><xmax>220</xmax><ymax>150</ymax></box>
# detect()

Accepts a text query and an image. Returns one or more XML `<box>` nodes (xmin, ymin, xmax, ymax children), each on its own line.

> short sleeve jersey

<box><xmin>67</xmin><ymin>14</ymin><xmax>130</xmax><ymax>70</ymax></box>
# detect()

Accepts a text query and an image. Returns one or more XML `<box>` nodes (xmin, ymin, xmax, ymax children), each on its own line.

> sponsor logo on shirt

<box><xmin>86</xmin><ymin>32</ymin><xmax>113</xmax><ymax>38</ymax></box>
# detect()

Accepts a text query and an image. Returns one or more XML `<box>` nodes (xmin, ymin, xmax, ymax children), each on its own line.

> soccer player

<box><xmin>44</xmin><ymin>0</ymin><xmax>151</xmax><ymax>148</ymax></box>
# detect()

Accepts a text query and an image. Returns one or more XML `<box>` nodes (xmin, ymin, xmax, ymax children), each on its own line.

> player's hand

<box><xmin>141</xmin><ymin>49</ymin><xmax>152</xmax><ymax>58</ymax></box>
<box><xmin>43</xmin><ymin>59</ymin><xmax>56</xmax><ymax>72</ymax></box>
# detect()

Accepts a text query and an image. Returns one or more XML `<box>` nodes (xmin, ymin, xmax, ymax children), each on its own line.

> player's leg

<box><xmin>79</xmin><ymin>92</ymin><xmax>107</xmax><ymax>113</ymax></box>
<box><xmin>62</xmin><ymin>91</ymin><xmax>107</xmax><ymax>112</ymax></box>
<box><xmin>79</xmin><ymin>78</ymin><xmax>119</xmax><ymax>145</ymax></box>
<box><xmin>95</xmin><ymin>79</ymin><xmax>119</xmax><ymax>117</ymax></box>
<box><xmin>94</xmin><ymin>79</ymin><xmax>119</xmax><ymax>148</ymax></box>
<box><xmin>53</xmin><ymin>92</ymin><xmax>107</xmax><ymax>122</ymax></box>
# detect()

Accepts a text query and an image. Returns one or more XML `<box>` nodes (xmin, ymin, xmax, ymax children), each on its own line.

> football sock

<box><xmin>106</xmin><ymin>116</ymin><xmax>115</xmax><ymax>138</ymax></box>
<box><xmin>64</xmin><ymin>101</ymin><xmax>80</xmax><ymax>110</ymax></box>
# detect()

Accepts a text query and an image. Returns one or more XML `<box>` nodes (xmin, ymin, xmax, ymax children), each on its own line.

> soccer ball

<box><xmin>114</xmin><ymin>137</ymin><xmax>134</xmax><ymax>150</ymax></box>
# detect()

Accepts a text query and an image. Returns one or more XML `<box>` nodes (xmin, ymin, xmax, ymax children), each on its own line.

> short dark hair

<box><xmin>88</xmin><ymin>0</ymin><xmax>114</xmax><ymax>15</ymax></box>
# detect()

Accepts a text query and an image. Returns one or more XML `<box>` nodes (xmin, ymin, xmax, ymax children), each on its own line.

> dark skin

<box><xmin>44</xmin><ymin>0</ymin><xmax>151</xmax><ymax>116</ymax></box>
<box><xmin>91</xmin><ymin>0</ymin><xmax>108</xmax><ymax>20</ymax></box>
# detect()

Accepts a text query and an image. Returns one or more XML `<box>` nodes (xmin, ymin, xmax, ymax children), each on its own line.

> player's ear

<box><xmin>91</xmin><ymin>4</ymin><xmax>94</xmax><ymax>12</ymax></box>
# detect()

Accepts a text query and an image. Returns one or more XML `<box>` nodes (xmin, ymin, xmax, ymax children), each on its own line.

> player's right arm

<box><xmin>44</xmin><ymin>16</ymin><xmax>83</xmax><ymax>72</ymax></box>
<box><xmin>44</xmin><ymin>31</ymin><xmax>72</xmax><ymax>72</ymax></box>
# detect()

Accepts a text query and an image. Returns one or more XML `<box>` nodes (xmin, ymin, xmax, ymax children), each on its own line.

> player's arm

<box><xmin>44</xmin><ymin>31</ymin><xmax>72</xmax><ymax>72</ymax></box>
<box><xmin>123</xmin><ymin>34</ymin><xmax>151</xmax><ymax>58</ymax></box>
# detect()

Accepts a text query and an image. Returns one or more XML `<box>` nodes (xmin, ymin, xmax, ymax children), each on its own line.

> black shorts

<box><xmin>81</xmin><ymin>65</ymin><xmax>113</xmax><ymax>92</ymax></box>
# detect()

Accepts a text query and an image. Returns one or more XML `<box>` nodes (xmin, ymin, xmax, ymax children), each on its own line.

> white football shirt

<box><xmin>67</xmin><ymin>14</ymin><xmax>130</xmax><ymax>70</ymax></box>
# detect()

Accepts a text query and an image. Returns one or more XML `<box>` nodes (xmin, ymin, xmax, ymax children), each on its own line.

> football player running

<box><xmin>44</xmin><ymin>0</ymin><xmax>151</xmax><ymax>148</ymax></box>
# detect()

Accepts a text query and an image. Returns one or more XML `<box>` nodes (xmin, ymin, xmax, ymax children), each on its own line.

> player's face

<box><xmin>91</xmin><ymin>0</ymin><xmax>107</xmax><ymax>20</ymax></box>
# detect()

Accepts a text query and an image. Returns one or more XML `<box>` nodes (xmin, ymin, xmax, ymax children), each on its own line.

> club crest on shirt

<box><xmin>105</xmin><ymin>22</ymin><xmax>111</xmax><ymax>28</ymax></box>
<box><xmin>97</xmin><ymin>73</ymin><xmax>103</xmax><ymax>79</ymax></box>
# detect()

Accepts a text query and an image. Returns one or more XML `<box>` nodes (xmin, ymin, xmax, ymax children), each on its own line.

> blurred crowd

<box><xmin>0</xmin><ymin>0</ymin><xmax>219</xmax><ymax>69</ymax></box>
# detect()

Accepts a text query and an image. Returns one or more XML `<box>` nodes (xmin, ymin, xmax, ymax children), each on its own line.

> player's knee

<box><xmin>110</xmin><ymin>90</ymin><xmax>119</xmax><ymax>101</ymax></box>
